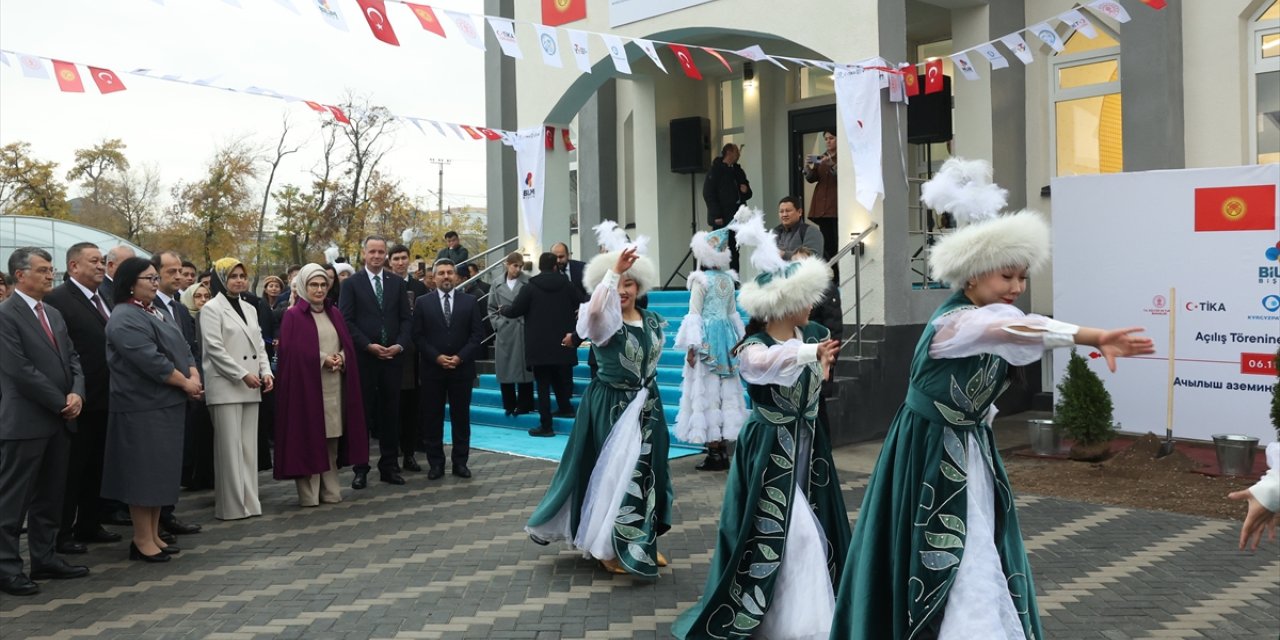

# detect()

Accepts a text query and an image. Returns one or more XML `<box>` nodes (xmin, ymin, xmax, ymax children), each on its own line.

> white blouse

<box><xmin>929</xmin><ymin>304</ymin><xmax>1079</xmax><ymax>365</ymax></box>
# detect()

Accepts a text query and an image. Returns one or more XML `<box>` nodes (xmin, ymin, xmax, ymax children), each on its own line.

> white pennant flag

<box><xmin>405</xmin><ymin>118</ymin><xmax>425</xmax><ymax>135</ymax></box>
<box><xmin>999</xmin><ymin>33</ymin><xmax>1035</xmax><ymax>65</ymax></box>
<box><xmin>887</xmin><ymin>71</ymin><xmax>905</xmax><ymax>103</ymax></box>
<box><xmin>633</xmin><ymin>38</ymin><xmax>666</xmax><ymax>73</ymax></box>
<box><xmin>950</xmin><ymin>52</ymin><xmax>980</xmax><ymax>81</ymax></box>
<box><xmin>833</xmin><ymin>65</ymin><xmax>883</xmax><ymax>211</ymax></box>
<box><xmin>17</xmin><ymin>54</ymin><xmax>49</xmax><ymax>79</ymax></box>
<box><xmin>313</xmin><ymin>0</ymin><xmax>347</xmax><ymax>31</ymax></box>
<box><xmin>427</xmin><ymin>120</ymin><xmax>446</xmax><ymax>137</ymax></box>
<box><xmin>0</xmin><ymin>52</ymin><xmax>9</xmax><ymax>68</ymax></box>
<box><xmin>513</xmin><ymin>127</ymin><xmax>547</xmax><ymax>250</ymax></box>
<box><xmin>974</xmin><ymin>43</ymin><xmax>1009</xmax><ymax>70</ymax></box>
<box><xmin>810</xmin><ymin>60</ymin><xmax>837</xmax><ymax>72</ymax></box>
<box><xmin>486</xmin><ymin>17</ymin><xmax>522</xmax><ymax>58</ymax></box>
<box><xmin>567</xmin><ymin>29</ymin><xmax>592</xmax><ymax>73</ymax></box>
<box><xmin>533</xmin><ymin>24</ymin><xmax>563</xmax><ymax>68</ymax></box>
<box><xmin>1059</xmin><ymin>9</ymin><xmax>1098</xmax><ymax>39</ymax></box>
<box><xmin>447</xmin><ymin>123</ymin><xmax>466</xmax><ymax>139</ymax></box>
<box><xmin>1087</xmin><ymin>0</ymin><xmax>1131</xmax><ymax>23</ymax></box>
<box><xmin>444</xmin><ymin>10</ymin><xmax>485</xmax><ymax>50</ymax></box>
<box><xmin>273</xmin><ymin>0</ymin><xmax>300</xmax><ymax>14</ymax></box>
<box><xmin>1028</xmin><ymin>22</ymin><xmax>1065</xmax><ymax>53</ymax></box>
<box><xmin>600</xmin><ymin>34</ymin><xmax>631</xmax><ymax>74</ymax></box>
<box><xmin>734</xmin><ymin>44</ymin><xmax>787</xmax><ymax>70</ymax></box>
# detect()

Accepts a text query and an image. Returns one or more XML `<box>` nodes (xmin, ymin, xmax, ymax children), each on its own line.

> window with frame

<box><xmin>1250</xmin><ymin>1</ymin><xmax>1279</xmax><ymax>164</ymax></box>
<box><xmin>718</xmin><ymin>77</ymin><xmax>745</xmax><ymax>151</ymax></box>
<box><xmin>1050</xmin><ymin>26</ymin><xmax>1122</xmax><ymax>176</ymax></box>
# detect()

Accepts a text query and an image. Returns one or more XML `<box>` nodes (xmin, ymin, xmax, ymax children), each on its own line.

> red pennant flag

<box><xmin>52</xmin><ymin>60</ymin><xmax>84</xmax><ymax>93</ymax></box>
<box><xmin>327</xmin><ymin>105</ymin><xmax>351</xmax><ymax>124</ymax></box>
<box><xmin>700</xmin><ymin>47</ymin><xmax>732</xmax><ymax>72</ymax></box>
<box><xmin>304</xmin><ymin>101</ymin><xmax>327</xmax><ymax>113</ymax></box>
<box><xmin>460</xmin><ymin>125</ymin><xmax>484</xmax><ymax>140</ymax></box>
<box><xmin>356</xmin><ymin>0</ymin><xmax>400</xmax><ymax>46</ymax></box>
<box><xmin>668</xmin><ymin>44</ymin><xmax>701</xmax><ymax>80</ymax></box>
<box><xmin>1193</xmin><ymin>184</ymin><xmax>1276</xmax><ymax>232</ymax></box>
<box><xmin>1138</xmin><ymin>0</ymin><xmax>1166</xmax><ymax>9</ymax></box>
<box><xmin>541</xmin><ymin>0</ymin><xmax>585</xmax><ymax>27</ymax></box>
<box><xmin>561</xmin><ymin>128</ymin><xmax>575</xmax><ymax>151</ymax></box>
<box><xmin>903</xmin><ymin>69</ymin><xmax>920</xmax><ymax>97</ymax></box>
<box><xmin>476</xmin><ymin>127</ymin><xmax>503</xmax><ymax>141</ymax></box>
<box><xmin>544</xmin><ymin>126</ymin><xmax>555</xmax><ymax>150</ymax></box>
<box><xmin>924</xmin><ymin>59</ymin><xmax>944</xmax><ymax>94</ymax></box>
<box><xmin>87</xmin><ymin>67</ymin><xmax>126</xmax><ymax>94</ymax></box>
<box><xmin>406</xmin><ymin>3</ymin><xmax>446</xmax><ymax>38</ymax></box>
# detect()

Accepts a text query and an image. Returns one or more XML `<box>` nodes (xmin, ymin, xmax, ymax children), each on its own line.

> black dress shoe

<box><xmin>0</xmin><ymin>573</ymin><xmax>39</xmax><ymax>596</ymax></box>
<box><xmin>75</xmin><ymin>527</ymin><xmax>123</xmax><ymax>543</ymax></box>
<box><xmin>427</xmin><ymin>466</ymin><xmax>445</xmax><ymax>480</ymax></box>
<box><xmin>452</xmin><ymin>464</ymin><xmax>472</xmax><ymax>479</ymax></box>
<box><xmin>528</xmin><ymin>426</ymin><xmax>556</xmax><ymax>438</ymax></box>
<box><xmin>351</xmin><ymin>470</ymin><xmax>368</xmax><ymax>490</ymax></box>
<box><xmin>161</xmin><ymin>518</ymin><xmax>202</xmax><ymax>535</ymax></box>
<box><xmin>56</xmin><ymin>540</ymin><xmax>88</xmax><ymax>554</ymax></box>
<box><xmin>159</xmin><ymin>531</ymin><xmax>176</xmax><ymax>544</ymax></box>
<box><xmin>31</xmin><ymin>562</ymin><xmax>89</xmax><ymax>580</ymax></box>
<box><xmin>159</xmin><ymin>545</ymin><xmax>181</xmax><ymax>555</ymax></box>
<box><xmin>103</xmin><ymin>510</ymin><xmax>132</xmax><ymax>526</ymax></box>
<box><xmin>379</xmin><ymin>470</ymin><xmax>406</xmax><ymax>485</ymax></box>
<box><xmin>129</xmin><ymin>543</ymin><xmax>170</xmax><ymax>563</ymax></box>
<box><xmin>402</xmin><ymin>455</ymin><xmax>422</xmax><ymax>472</ymax></box>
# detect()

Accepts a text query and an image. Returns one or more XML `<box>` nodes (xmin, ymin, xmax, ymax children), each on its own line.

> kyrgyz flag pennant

<box><xmin>406</xmin><ymin>3</ymin><xmax>446</xmax><ymax>37</ymax></box>
<box><xmin>52</xmin><ymin>60</ymin><xmax>84</xmax><ymax>92</ymax></box>
<box><xmin>327</xmin><ymin>105</ymin><xmax>351</xmax><ymax>124</ymax></box>
<box><xmin>541</xmin><ymin>0</ymin><xmax>585</xmax><ymax>27</ymax></box>
<box><xmin>1194</xmin><ymin>185</ymin><xmax>1277</xmax><ymax>232</ymax></box>
<box><xmin>88</xmin><ymin>67</ymin><xmax>126</xmax><ymax>93</ymax></box>
<box><xmin>669</xmin><ymin>44</ymin><xmax>701</xmax><ymax>80</ymax></box>
<box><xmin>460</xmin><ymin>125</ymin><xmax>484</xmax><ymax>140</ymax></box>
<box><xmin>561</xmin><ymin>128</ymin><xmax>575</xmax><ymax>151</ymax></box>
<box><xmin>924</xmin><ymin>58</ymin><xmax>943</xmax><ymax>94</ymax></box>
<box><xmin>356</xmin><ymin>0</ymin><xmax>399</xmax><ymax>45</ymax></box>
<box><xmin>902</xmin><ymin>63</ymin><xmax>919</xmax><ymax>97</ymax></box>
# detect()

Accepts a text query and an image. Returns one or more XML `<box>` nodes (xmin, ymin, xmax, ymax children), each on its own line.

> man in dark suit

<box><xmin>389</xmin><ymin>244</ymin><xmax>428</xmax><ymax>472</ymax></box>
<box><xmin>0</xmin><ymin>247</ymin><xmax>90</xmax><ymax>596</ymax></box>
<box><xmin>340</xmin><ymin>235</ymin><xmax>413</xmax><ymax>488</ymax></box>
<box><xmin>413</xmin><ymin>259</ymin><xmax>483</xmax><ymax>480</ymax></box>
<box><xmin>96</xmin><ymin>245</ymin><xmax>136</xmax><ymax>311</ymax></box>
<box><xmin>550</xmin><ymin>242</ymin><xmax>586</xmax><ymax>297</ymax></box>
<box><xmin>43</xmin><ymin>243</ymin><xmax>122</xmax><ymax>554</ymax></box>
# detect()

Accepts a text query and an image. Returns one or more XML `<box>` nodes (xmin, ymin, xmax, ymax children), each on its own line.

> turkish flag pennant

<box><xmin>52</xmin><ymin>60</ymin><xmax>84</xmax><ymax>93</ymax></box>
<box><xmin>406</xmin><ymin>3</ymin><xmax>446</xmax><ymax>37</ymax></box>
<box><xmin>668</xmin><ymin>44</ymin><xmax>701</xmax><ymax>80</ymax></box>
<box><xmin>1194</xmin><ymin>185</ymin><xmax>1277</xmax><ymax>232</ymax></box>
<box><xmin>327</xmin><ymin>105</ymin><xmax>351</xmax><ymax>124</ymax></box>
<box><xmin>356</xmin><ymin>0</ymin><xmax>400</xmax><ymax>46</ymax></box>
<box><xmin>87</xmin><ymin>67</ymin><xmax>126</xmax><ymax>94</ymax></box>
<box><xmin>476</xmin><ymin>127</ymin><xmax>503</xmax><ymax>141</ymax></box>
<box><xmin>924</xmin><ymin>59</ymin><xmax>943</xmax><ymax>94</ymax></box>
<box><xmin>544</xmin><ymin>125</ymin><xmax>555</xmax><ymax>150</ymax></box>
<box><xmin>1138</xmin><ymin>0</ymin><xmax>1167</xmax><ymax>9</ymax></box>
<box><xmin>460</xmin><ymin>125</ymin><xmax>484</xmax><ymax>140</ymax></box>
<box><xmin>541</xmin><ymin>0</ymin><xmax>585</xmax><ymax>27</ymax></box>
<box><xmin>561</xmin><ymin>128</ymin><xmax>575</xmax><ymax>151</ymax></box>
<box><xmin>903</xmin><ymin>68</ymin><xmax>919</xmax><ymax>97</ymax></box>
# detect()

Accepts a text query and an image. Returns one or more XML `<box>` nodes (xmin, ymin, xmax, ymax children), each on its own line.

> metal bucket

<box><xmin>1212</xmin><ymin>434</ymin><xmax>1260</xmax><ymax>476</ymax></box>
<box><xmin>1027</xmin><ymin>419</ymin><xmax>1061</xmax><ymax>456</ymax></box>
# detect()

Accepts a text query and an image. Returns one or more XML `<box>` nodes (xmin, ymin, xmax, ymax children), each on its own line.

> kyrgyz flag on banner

<box><xmin>513</xmin><ymin>127</ymin><xmax>547</xmax><ymax>249</ymax></box>
<box><xmin>669</xmin><ymin>44</ymin><xmax>701</xmax><ymax>79</ymax></box>
<box><xmin>88</xmin><ymin>67</ymin><xmax>126</xmax><ymax>93</ymax></box>
<box><xmin>406</xmin><ymin>3</ymin><xmax>446</xmax><ymax>37</ymax></box>
<box><xmin>834</xmin><ymin>65</ymin><xmax>883</xmax><ymax>211</ymax></box>
<box><xmin>1194</xmin><ymin>185</ymin><xmax>1277</xmax><ymax>232</ymax></box>
<box><xmin>541</xmin><ymin>0</ymin><xmax>585</xmax><ymax>27</ymax></box>
<box><xmin>52</xmin><ymin>60</ymin><xmax>84</xmax><ymax>92</ymax></box>
<box><xmin>562</xmin><ymin>128</ymin><xmax>575</xmax><ymax>151</ymax></box>
<box><xmin>356</xmin><ymin>0</ymin><xmax>400</xmax><ymax>46</ymax></box>
<box><xmin>901</xmin><ymin>63</ymin><xmax>919</xmax><ymax>97</ymax></box>
<box><xmin>924</xmin><ymin>58</ymin><xmax>943</xmax><ymax>94</ymax></box>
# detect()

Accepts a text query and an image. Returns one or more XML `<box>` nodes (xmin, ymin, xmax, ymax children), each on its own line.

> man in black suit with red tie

<box><xmin>413</xmin><ymin>259</ymin><xmax>483</xmax><ymax>480</ymax></box>
<box><xmin>339</xmin><ymin>235</ymin><xmax>413</xmax><ymax>488</ymax></box>
<box><xmin>43</xmin><ymin>243</ymin><xmax>123</xmax><ymax>554</ymax></box>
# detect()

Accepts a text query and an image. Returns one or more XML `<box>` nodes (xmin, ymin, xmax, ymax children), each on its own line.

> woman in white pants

<box><xmin>200</xmin><ymin>257</ymin><xmax>273</xmax><ymax>520</ymax></box>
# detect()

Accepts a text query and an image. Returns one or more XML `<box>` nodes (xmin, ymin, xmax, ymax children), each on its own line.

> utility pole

<box><xmin>429</xmin><ymin>158</ymin><xmax>451</xmax><ymax>218</ymax></box>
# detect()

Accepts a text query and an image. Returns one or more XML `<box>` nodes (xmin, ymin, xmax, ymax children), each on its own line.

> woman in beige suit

<box><xmin>200</xmin><ymin>258</ymin><xmax>273</xmax><ymax>520</ymax></box>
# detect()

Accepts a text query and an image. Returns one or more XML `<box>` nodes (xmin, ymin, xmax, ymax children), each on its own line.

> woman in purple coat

<box><xmin>273</xmin><ymin>264</ymin><xmax>369</xmax><ymax>507</ymax></box>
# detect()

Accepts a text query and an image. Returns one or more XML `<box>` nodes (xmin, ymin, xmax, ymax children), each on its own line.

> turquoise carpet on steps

<box><xmin>444</xmin><ymin>425</ymin><xmax>704</xmax><ymax>463</ymax></box>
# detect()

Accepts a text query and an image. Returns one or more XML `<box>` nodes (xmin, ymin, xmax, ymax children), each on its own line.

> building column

<box><xmin>576</xmin><ymin>81</ymin><xmax>617</xmax><ymax>258</ymax></box>
<box><xmin>1120</xmin><ymin>0</ymin><xmax>1185</xmax><ymax>171</ymax></box>
<box><xmin>484</xmin><ymin>0</ymin><xmax>517</xmax><ymax>250</ymax></box>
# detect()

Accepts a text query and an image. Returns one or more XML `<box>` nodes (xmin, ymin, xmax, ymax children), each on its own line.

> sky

<box><xmin>0</xmin><ymin>0</ymin><xmax>490</xmax><ymax>218</ymax></box>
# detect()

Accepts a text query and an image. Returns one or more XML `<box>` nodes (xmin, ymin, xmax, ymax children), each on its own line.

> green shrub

<box><xmin>1056</xmin><ymin>349</ymin><xmax>1115</xmax><ymax>446</ymax></box>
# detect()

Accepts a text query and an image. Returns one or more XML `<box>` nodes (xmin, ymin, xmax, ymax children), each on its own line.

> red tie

<box><xmin>35</xmin><ymin>302</ymin><xmax>58</xmax><ymax>352</ymax></box>
<box><xmin>91</xmin><ymin>293</ymin><xmax>110</xmax><ymax>322</ymax></box>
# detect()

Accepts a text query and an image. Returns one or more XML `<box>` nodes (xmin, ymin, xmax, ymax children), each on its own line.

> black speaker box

<box><xmin>669</xmin><ymin>116</ymin><xmax>710</xmax><ymax>174</ymax></box>
<box><xmin>907</xmin><ymin>75</ymin><xmax>953</xmax><ymax>144</ymax></box>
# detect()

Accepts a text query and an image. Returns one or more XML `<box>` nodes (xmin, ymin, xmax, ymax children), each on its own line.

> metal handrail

<box><xmin>454</xmin><ymin>236</ymin><xmax>519</xmax><ymax>273</ymax></box>
<box><xmin>830</xmin><ymin>223</ymin><xmax>879</xmax><ymax>358</ymax></box>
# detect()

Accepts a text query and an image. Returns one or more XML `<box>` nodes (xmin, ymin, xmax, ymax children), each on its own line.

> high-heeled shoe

<box><xmin>159</xmin><ymin>545</ymin><xmax>181</xmax><ymax>555</ymax></box>
<box><xmin>129</xmin><ymin>542</ymin><xmax>171</xmax><ymax>563</ymax></box>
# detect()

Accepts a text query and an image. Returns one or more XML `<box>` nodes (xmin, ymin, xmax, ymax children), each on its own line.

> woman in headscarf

<box><xmin>200</xmin><ymin>257</ymin><xmax>273</xmax><ymax>520</ymax></box>
<box><xmin>273</xmin><ymin>264</ymin><xmax>370</xmax><ymax>507</ymax></box>
<box><xmin>178</xmin><ymin>281</ymin><xmax>216</xmax><ymax>490</ymax></box>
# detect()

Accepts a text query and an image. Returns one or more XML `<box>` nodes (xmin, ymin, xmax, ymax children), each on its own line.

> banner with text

<box><xmin>1053</xmin><ymin>165</ymin><xmax>1280</xmax><ymax>442</ymax></box>
<box><xmin>513</xmin><ymin>127</ymin><xmax>547</xmax><ymax>249</ymax></box>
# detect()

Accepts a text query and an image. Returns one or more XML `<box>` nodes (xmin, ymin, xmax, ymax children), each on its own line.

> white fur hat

<box><xmin>689</xmin><ymin>218</ymin><xmax>735</xmax><ymax>270</ymax></box>
<box><xmin>730</xmin><ymin>207</ymin><xmax>832</xmax><ymax>321</ymax></box>
<box><xmin>921</xmin><ymin>158</ymin><xmax>1050</xmax><ymax>287</ymax></box>
<box><xmin>583</xmin><ymin>220</ymin><xmax>658</xmax><ymax>295</ymax></box>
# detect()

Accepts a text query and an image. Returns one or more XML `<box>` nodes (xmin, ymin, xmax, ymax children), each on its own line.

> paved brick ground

<box><xmin>2</xmin><ymin>446</ymin><xmax>1276</xmax><ymax>639</ymax></box>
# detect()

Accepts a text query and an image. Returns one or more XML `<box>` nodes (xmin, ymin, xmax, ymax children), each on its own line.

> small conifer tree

<box><xmin>1055</xmin><ymin>349</ymin><xmax>1115</xmax><ymax>446</ymax></box>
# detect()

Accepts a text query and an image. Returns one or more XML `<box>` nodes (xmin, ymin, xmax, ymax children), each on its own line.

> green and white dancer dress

<box><xmin>524</xmin><ymin>270</ymin><xmax>673</xmax><ymax>578</ymax></box>
<box><xmin>830</xmin><ymin>291</ymin><xmax>1080</xmax><ymax>640</ymax></box>
<box><xmin>673</xmin><ymin>323</ymin><xmax>851</xmax><ymax>639</ymax></box>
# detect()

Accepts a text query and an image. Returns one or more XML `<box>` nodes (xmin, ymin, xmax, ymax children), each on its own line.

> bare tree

<box><xmin>252</xmin><ymin>114</ymin><xmax>302</xmax><ymax>287</ymax></box>
<box><xmin>103</xmin><ymin>164</ymin><xmax>161</xmax><ymax>243</ymax></box>
<box><xmin>332</xmin><ymin>92</ymin><xmax>397</xmax><ymax>250</ymax></box>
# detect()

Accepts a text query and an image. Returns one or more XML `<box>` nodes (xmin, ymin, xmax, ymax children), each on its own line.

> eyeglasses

<box><xmin>141</xmin><ymin>276</ymin><xmax>161</xmax><ymax>283</ymax></box>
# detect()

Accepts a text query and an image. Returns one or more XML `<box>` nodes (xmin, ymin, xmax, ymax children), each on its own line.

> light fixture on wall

<box><xmin>743</xmin><ymin>61</ymin><xmax>755</xmax><ymax>90</ymax></box>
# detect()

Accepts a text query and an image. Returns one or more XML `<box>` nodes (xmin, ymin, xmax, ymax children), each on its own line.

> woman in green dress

<box><xmin>673</xmin><ymin>209</ymin><xmax>851</xmax><ymax>639</ymax></box>
<box><xmin>828</xmin><ymin>159</ymin><xmax>1155</xmax><ymax>640</ymax></box>
<box><xmin>525</xmin><ymin>222</ymin><xmax>673</xmax><ymax>577</ymax></box>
